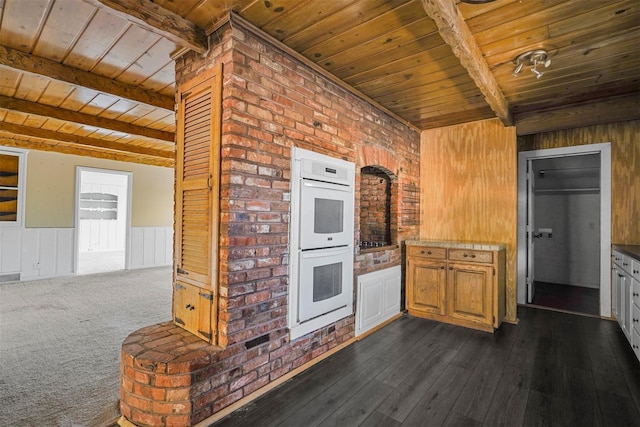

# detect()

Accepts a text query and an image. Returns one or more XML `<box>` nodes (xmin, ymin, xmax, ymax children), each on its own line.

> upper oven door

<box><xmin>299</xmin><ymin>179</ymin><xmax>354</xmax><ymax>250</ymax></box>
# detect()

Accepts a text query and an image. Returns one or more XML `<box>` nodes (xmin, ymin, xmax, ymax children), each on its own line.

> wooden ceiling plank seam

<box><xmin>312</xmin><ymin>16</ymin><xmax>438</xmax><ymax>72</ymax></box>
<box><xmin>345</xmin><ymin>44</ymin><xmax>455</xmax><ymax>87</ymax></box>
<box><xmin>228</xmin><ymin>11</ymin><xmax>420</xmax><ymax>132</ymax></box>
<box><xmin>464</xmin><ymin>0</ymin><xmax>569</xmax><ymax>34</ymax></box>
<box><xmin>118</xmin><ymin>38</ymin><xmax>176</xmax><ymax>87</ymax></box>
<box><xmin>472</xmin><ymin>0</ymin><xmax>613</xmax><ymax>48</ymax></box>
<box><xmin>0</xmin><ymin>44</ymin><xmax>174</xmax><ymax>111</ymax></box>
<box><xmin>83</xmin><ymin>0</ymin><xmax>208</xmax><ymax>54</ymax></box>
<box><xmin>0</xmin><ymin>0</ymin><xmax>51</xmax><ymax>53</ymax></box>
<box><xmin>284</xmin><ymin>0</ymin><xmax>411</xmax><ymax>51</ymax></box>
<box><xmin>27</xmin><ymin>0</ymin><xmax>54</xmax><ymax>54</ymax></box>
<box><xmin>420</xmin><ymin>0</ymin><xmax>511</xmax><ymax>126</ymax></box>
<box><xmin>479</xmin><ymin>1</ymin><xmax>639</xmax><ymax>62</ymax></box>
<box><xmin>0</xmin><ymin>121</ymin><xmax>173</xmax><ymax>159</ymax></box>
<box><xmin>330</xmin><ymin>31</ymin><xmax>445</xmax><ymax>78</ymax></box>
<box><xmin>298</xmin><ymin>0</ymin><xmax>426</xmax><ymax>58</ymax></box>
<box><xmin>0</xmin><ymin>94</ymin><xmax>174</xmax><ymax>142</ymax></box>
<box><xmin>32</xmin><ymin>1</ymin><xmax>99</xmax><ymax>64</ymax></box>
<box><xmin>260</xmin><ymin>0</ymin><xmax>361</xmax><ymax>43</ymax></box>
<box><xmin>457</xmin><ymin>0</ymin><xmax>520</xmax><ymax>21</ymax></box>
<box><xmin>240</xmin><ymin>0</ymin><xmax>316</xmax><ymax>33</ymax></box>
<box><xmin>353</xmin><ymin>56</ymin><xmax>468</xmax><ymax>95</ymax></box>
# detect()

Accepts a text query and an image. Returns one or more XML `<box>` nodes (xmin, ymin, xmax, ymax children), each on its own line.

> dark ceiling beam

<box><xmin>420</xmin><ymin>0</ymin><xmax>512</xmax><ymax>126</ymax></box>
<box><xmin>514</xmin><ymin>93</ymin><xmax>640</xmax><ymax>136</ymax></box>
<box><xmin>84</xmin><ymin>0</ymin><xmax>208</xmax><ymax>54</ymax></box>
<box><xmin>0</xmin><ymin>44</ymin><xmax>174</xmax><ymax>111</ymax></box>
<box><xmin>0</xmin><ymin>133</ymin><xmax>173</xmax><ymax>168</ymax></box>
<box><xmin>0</xmin><ymin>122</ymin><xmax>174</xmax><ymax>160</ymax></box>
<box><xmin>0</xmin><ymin>95</ymin><xmax>174</xmax><ymax>143</ymax></box>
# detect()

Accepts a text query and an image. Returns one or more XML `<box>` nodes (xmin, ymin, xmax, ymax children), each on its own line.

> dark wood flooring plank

<box><xmin>442</xmin><ymin>411</ymin><xmax>483</xmax><ymax>427</ymax></box>
<box><xmin>529</xmin><ymin>336</ymin><xmax>562</xmax><ymax>395</ymax></box>
<box><xmin>281</xmin><ymin>354</ymin><xmax>389</xmax><ymax>427</ymax></box>
<box><xmin>375</xmin><ymin>321</ymin><xmax>448</xmax><ymax>387</ymax></box>
<box><xmin>401</xmin><ymin>364</ymin><xmax>469</xmax><ymax>426</ymax></box>
<box><xmin>452</xmin><ymin>347</ymin><xmax>510</xmax><ymax>422</ymax></box>
<box><xmin>359</xmin><ymin>410</ymin><xmax>402</xmax><ymax>427</ymax></box>
<box><xmin>563</xmin><ymin>367</ymin><xmax>603</xmax><ymax>427</ymax></box>
<box><xmin>482</xmin><ymin>307</ymin><xmax>539</xmax><ymax>427</ymax></box>
<box><xmin>450</xmin><ymin>329</ymin><xmax>492</xmax><ymax>370</ymax></box>
<box><xmin>318</xmin><ymin>379</ymin><xmax>393</xmax><ymax>427</ymax></box>
<box><xmin>596</xmin><ymin>389</ymin><xmax>640</xmax><ymax>424</ymax></box>
<box><xmin>376</xmin><ymin>324</ymin><xmax>463</xmax><ymax>422</ymax></box>
<box><xmin>606</xmin><ymin>324</ymin><xmax>640</xmax><ymax>412</ymax></box>
<box><xmin>522</xmin><ymin>389</ymin><xmax>564</xmax><ymax>427</ymax></box>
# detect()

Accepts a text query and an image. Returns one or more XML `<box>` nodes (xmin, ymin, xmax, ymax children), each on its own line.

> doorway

<box><xmin>75</xmin><ymin>168</ymin><xmax>131</xmax><ymax>275</ymax></box>
<box><xmin>517</xmin><ymin>143</ymin><xmax>611</xmax><ymax>317</ymax></box>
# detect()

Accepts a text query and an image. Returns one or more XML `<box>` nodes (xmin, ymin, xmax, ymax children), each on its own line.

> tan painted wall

<box><xmin>519</xmin><ymin>119</ymin><xmax>640</xmax><ymax>245</ymax></box>
<box><xmin>420</xmin><ymin>118</ymin><xmax>518</xmax><ymax>322</ymax></box>
<box><xmin>24</xmin><ymin>150</ymin><xmax>173</xmax><ymax>228</ymax></box>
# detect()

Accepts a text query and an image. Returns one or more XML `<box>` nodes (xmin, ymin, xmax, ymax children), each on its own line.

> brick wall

<box><xmin>360</xmin><ymin>167</ymin><xmax>392</xmax><ymax>246</ymax></box>
<box><xmin>121</xmin><ymin>18</ymin><xmax>419</xmax><ymax>426</ymax></box>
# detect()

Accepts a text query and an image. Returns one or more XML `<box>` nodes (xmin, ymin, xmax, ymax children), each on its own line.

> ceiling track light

<box><xmin>512</xmin><ymin>49</ymin><xmax>551</xmax><ymax>79</ymax></box>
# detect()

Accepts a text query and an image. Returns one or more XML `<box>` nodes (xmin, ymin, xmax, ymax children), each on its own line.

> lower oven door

<box><xmin>298</xmin><ymin>246</ymin><xmax>353</xmax><ymax>323</ymax></box>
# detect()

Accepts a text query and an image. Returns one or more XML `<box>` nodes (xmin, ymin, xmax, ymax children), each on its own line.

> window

<box><xmin>0</xmin><ymin>148</ymin><xmax>27</xmax><ymax>226</ymax></box>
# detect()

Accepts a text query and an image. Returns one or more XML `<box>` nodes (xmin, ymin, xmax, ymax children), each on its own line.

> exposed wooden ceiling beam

<box><xmin>0</xmin><ymin>122</ymin><xmax>174</xmax><ymax>160</ymax></box>
<box><xmin>0</xmin><ymin>95</ymin><xmax>174</xmax><ymax>143</ymax></box>
<box><xmin>0</xmin><ymin>44</ymin><xmax>174</xmax><ymax>111</ymax></box>
<box><xmin>514</xmin><ymin>93</ymin><xmax>640</xmax><ymax>136</ymax></box>
<box><xmin>84</xmin><ymin>0</ymin><xmax>208</xmax><ymax>54</ymax></box>
<box><xmin>0</xmin><ymin>134</ymin><xmax>173</xmax><ymax>168</ymax></box>
<box><xmin>420</xmin><ymin>0</ymin><xmax>512</xmax><ymax>126</ymax></box>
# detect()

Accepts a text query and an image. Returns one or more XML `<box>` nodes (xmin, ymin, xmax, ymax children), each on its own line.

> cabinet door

<box><xmin>173</xmin><ymin>282</ymin><xmax>214</xmax><ymax>342</ymax></box>
<box><xmin>612</xmin><ymin>265</ymin><xmax>620</xmax><ymax>319</ymax></box>
<box><xmin>407</xmin><ymin>258</ymin><xmax>446</xmax><ymax>315</ymax></box>
<box><xmin>447</xmin><ymin>263</ymin><xmax>493</xmax><ymax>326</ymax></box>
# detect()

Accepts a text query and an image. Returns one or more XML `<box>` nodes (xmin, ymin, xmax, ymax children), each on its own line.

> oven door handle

<box><xmin>302</xmin><ymin>180</ymin><xmax>351</xmax><ymax>192</ymax></box>
<box><xmin>301</xmin><ymin>246</ymin><xmax>352</xmax><ymax>258</ymax></box>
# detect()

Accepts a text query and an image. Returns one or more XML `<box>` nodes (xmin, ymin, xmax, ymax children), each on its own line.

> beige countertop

<box><xmin>405</xmin><ymin>240</ymin><xmax>507</xmax><ymax>251</ymax></box>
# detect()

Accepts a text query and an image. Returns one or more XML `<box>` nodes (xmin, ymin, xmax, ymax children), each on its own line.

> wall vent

<box><xmin>0</xmin><ymin>273</ymin><xmax>20</xmax><ymax>283</ymax></box>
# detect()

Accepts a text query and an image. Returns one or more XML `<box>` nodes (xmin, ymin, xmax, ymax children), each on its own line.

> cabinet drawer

<box><xmin>408</xmin><ymin>246</ymin><xmax>446</xmax><ymax>259</ymax></box>
<box><xmin>448</xmin><ymin>249</ymin><xmax>493</xmax><ymax>263</ymax></box>
<box><xmin>632</xmin><ymin>259</ymin><xmax>640</xmax><ymax>282</ymax></box>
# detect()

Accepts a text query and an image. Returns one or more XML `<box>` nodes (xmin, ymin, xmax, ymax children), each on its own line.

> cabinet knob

<box><xmin>440</xmin><ymin>266</ymin><xmax>445</xmax><ymax>270</ymax></box>
<box><xmin>633</xmin><ymin>318</ymin><xmax>638</xmax><ymax>323</ymax></box>
<box><xmin>186</xmin><ymin>304</ymin><xmax>195</xmax><ymax>311</ymax></box>
<box><xmin>633</xmin><ymin>292</ymin><xmax>639</xmax><ymax>297</ymax></box>
<box><xmin>449</xmin><ymin>267</ymin><xmax>453</xmax><ymax>270</ymax></box>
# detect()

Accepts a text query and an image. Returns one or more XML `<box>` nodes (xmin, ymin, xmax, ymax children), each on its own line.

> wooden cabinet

<box><xmin>612</xmin><ymin>247</ymin><xmax>640</xmax><ymax>362</ymax></box>
<box><xmin>173</xmin><ymin>282</ymin><xmax>214</xmax><ymax>342</ymax></box>
<box><xmin>172</xmin><ymin>64</ymin><xmax>223</xmax><ymax>344</ymax></box>
<box><xmin>406</xmin><ymin>241</ymin><xmax>506</xmax><ymax>333</ymax></box>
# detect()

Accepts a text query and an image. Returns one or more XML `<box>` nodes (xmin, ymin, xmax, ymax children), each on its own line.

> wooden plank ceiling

<box><xmin>0</xmin><ymin>0</ymin><xmax>638</xmax><ymax>166</ymax></box>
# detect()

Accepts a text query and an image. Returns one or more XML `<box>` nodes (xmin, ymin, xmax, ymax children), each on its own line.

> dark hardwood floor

<box><xmin>530</xmin><ymin>281</ymin><xmax>600</xmax><ymax>316</ymax></box>
<box><xmin>212</xmin><ymin>307</ymin><xmax>640</xmax><ymax>427</ymax></box>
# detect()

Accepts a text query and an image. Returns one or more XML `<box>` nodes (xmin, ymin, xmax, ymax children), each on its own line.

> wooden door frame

<box><xmin>516</xmin><ymin>143</ymin><xmax>611</xmax><ymax>317</ymax></box>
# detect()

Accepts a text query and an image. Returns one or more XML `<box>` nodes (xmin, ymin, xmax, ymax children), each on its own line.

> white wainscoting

<box><xmin>0</xmin><ymin>227</ymin><xmax>74</xmax><ymax>280</ymax></box>
<box><xmin>0</xmin><ymin>226</ymin><xmax>172</xmax><ymax>282</ymax></box>
<box><xmin>356</xmin><ymin>265</ymin><xmax>401</xmax><ymax>337</ymax></box>
<box><xmin>129</xmin><ymin>227</ymin><xmax>173</xmax><ymax>270</ymax></box>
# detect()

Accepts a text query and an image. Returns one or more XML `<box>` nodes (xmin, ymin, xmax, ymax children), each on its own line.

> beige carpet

<box><xmin>0</xmin><ymin>267</ymin><xmax>172</xmax><ymax>427</ymax></box>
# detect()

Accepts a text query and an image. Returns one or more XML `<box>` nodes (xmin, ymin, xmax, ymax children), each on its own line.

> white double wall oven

<box><xmin>289</xmin><ymin>147</ymin><xmax>355</xmax><ymax>339</ymax></box>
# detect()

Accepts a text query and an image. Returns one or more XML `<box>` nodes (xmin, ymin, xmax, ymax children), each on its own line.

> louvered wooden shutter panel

<box><xmin>175</xmin><ymin>64</ymin><xmax>222</xmax><ymax>293</ymax></box>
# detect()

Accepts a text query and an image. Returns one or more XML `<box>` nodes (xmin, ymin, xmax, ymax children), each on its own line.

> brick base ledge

<box><xmin>120</xmin><ymin>321</ymin><xmax>225</xmax><ymax>426</ymax></box>
<box><xmin>119</xmin><ymin>322</ymin><xmax>357</xmax><ymax>426</ymax></box>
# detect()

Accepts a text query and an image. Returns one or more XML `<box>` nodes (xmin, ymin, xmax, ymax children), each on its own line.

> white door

<box><xmin>526</xmin><ymin>159</ymin><xmax>536</xmax><ymax>303</ymax></box>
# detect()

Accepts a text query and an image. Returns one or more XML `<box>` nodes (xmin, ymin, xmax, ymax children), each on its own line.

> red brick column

<box><xmin>120</xmin><ymin>322</ymin><xmax>226</xmax><ymax>426</ymax></box>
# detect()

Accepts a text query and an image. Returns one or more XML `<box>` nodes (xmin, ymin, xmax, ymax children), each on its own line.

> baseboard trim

<box><xmin>193</xmin><ymin>335</ymin><xmax>357</xmax><ymax>426</ymax></box>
